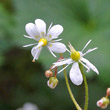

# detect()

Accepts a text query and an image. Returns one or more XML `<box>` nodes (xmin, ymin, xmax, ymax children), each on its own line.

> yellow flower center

<box><xmin>71</xmin><ymin>51</ymin><xmax>80</xmax><ymax>61</ymax></box>
<box><xmin>68</xmin><ymin>42</ymin><xmax>80</xmax><ymax>61</ymax></box>
<box><xmin>39</xmin><ymin>38</ymin><xmax>47</xmax><ymax>46</ymax></box>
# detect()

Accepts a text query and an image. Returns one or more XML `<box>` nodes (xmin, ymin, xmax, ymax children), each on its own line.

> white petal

<box><xmin>47</xmin><ymin>42</ymin><xmax>66</xmax><ymax>53</ymax></box>
<box><xmin>47</xmin><ymin>80</ymin><xmax>54</xmax><ymax>89</ymax></box>
<box><xmin>81</xmin><ymin>57</ymin><xmax>99</xmax><ymax>74</ymax></box>
<box><xmin>25</xmin><ymin>23</ymin><xmax>40</xmax><ymax>40</ymax></box>
<box><xmin>52</xmin><ymin>58</ymin><xmax>73</xmax><ymax>69</ymax></box>
<box><xmin>69</xmin><ymin>63</ymin><xmax>83</xmax><ymax>85</ymax></box>
<box><xmin>23</xmin><ymin>43</ymin><xmax>38</xmax><ymax>47</ymax></box>
<box><xmin>31</xmin><ymin>45</ymin><xmax>42</xmax><ymax>61</ymax></box>
<box><xmin>79</xmin><ymin>60</ymin><xmax>90</xmax><ymax>73</ymax></box>
<box><xmin>82</xmin><ymin>39</ymin><xmax>92</xmax><ymax>52</ymax></box>
<box><xmin>34</xmin><ymin>41</ymin><xmax>43</xmax><ymax>49</ymax></box>
<box><xmin>35</xmin><ymin>19</ymin><xmax>46</xmax><ymax>37</ymax></box>
<box><xmin>24</xmin><ymin>35</ymin><xmax>34</xmax><ymax>39</ymax></box>
<box><xmin>97</xmin><ymin>99</ymin><xmax>103</xmax><ymax>107</ymax></box>
<box><xmin>47</xmin><ymin>47</ymin><xmax>57</xmax><ymax>58</ymax></box>
<box><xmin>47</xmin><ymin>22</ymin><xmax>53</xmax><ymax>33</ymax></box>
<box><xmin>47</xmin><ymin>25</ymin><xmax>63</xmax><ymax>41</ymax></box>
<box><xmin>66</xmin><ymin>48</ymin><xmax>71</xmax><ymax>54</ymax></box>
<box><xmin>83</xmin><ymin>47</ymin><xmax>98</xmax><ymax>56</ymax></box>
<box><xmin>23</xmin><ymin>103</ymin><xmax>38</xmax><ymax>110</ymax></box>
<box><xmin>52</xmin><ymin>39</ymin><xmax>62</xmax><ymax>42</ymax></box>
<box><xmin>47</xmin><ymin>80</ymin><xmax>56</xmax><ymax>89</ymax></box>
<box><xmin>58</xmin><ymin>64</ymin><xmax>70</xmax><ymax>74</ymax></box>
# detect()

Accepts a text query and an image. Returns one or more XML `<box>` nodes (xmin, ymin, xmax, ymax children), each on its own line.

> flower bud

<box><xmin>47</xmin><ymin>77</ymin><xmax>58</xmax><ymax>89</ymax></box>
<box><xmin>45</xmin><ymin>70</ymin><xmax>53</xmax><ymax>78</ymax></box>
<box><xmin>97</xmin><ymin>97</ymin><xmax>109</xmax><ymax>109</ymax></box>
<box><xmin>106</xmin><ymin>88</ymin><xmax>110</xmax><ymax>96</ymax></box>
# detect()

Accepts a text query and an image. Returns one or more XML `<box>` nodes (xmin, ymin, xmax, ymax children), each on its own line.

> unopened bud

<box><xmin>106</xmin><ymin>88</ymin><xmax>110</xmax><ymax>96</ymax></box>
<box><xmin>47</xmin><ymin>77</ymin><xmax>58</xmax><ymax>89</ymax></box>
<box><xmin>97</xmin><ymin>97</ymin><xmax>109</xmax><ymax>109</ymax></box>
<box><xmin>45</xmin><ymin>70</ymin><xmax>53</xmax><ymax>78</ymax></box>
<box><xmin>32</xmin><ymin>59</ymin><xmax>35</xmax><ymax>62</ymax></box>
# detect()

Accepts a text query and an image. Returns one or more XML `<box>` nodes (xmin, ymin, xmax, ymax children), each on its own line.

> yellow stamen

<box><xmin>39</xmin><ymin>38</ymin><xmax>47</xmax><ymax>46</ymax></box>
<box><xmin>68</xmin><ymin>42</ymin><xmax>80</xmax><ymax>61</ymax></box>
<box><xmin>71</xmin><ymin>51</ymin><xmax>80</xmax><ymax>61</ymax></box>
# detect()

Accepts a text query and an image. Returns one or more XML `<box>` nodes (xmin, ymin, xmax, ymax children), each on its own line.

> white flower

<box><xmin>52</xmin><ymin>40</ymin><xmax>99</xmax><ymax>85</ymax></box>
<box><xmin>17</xmin><ymin>102</ymin><xmax>39</xmax><ymax>110</ymax></box>
<box><xmin>23</xmin><ymin>19</ymin><xmax>66</xmax><ymax>62</ymax></box>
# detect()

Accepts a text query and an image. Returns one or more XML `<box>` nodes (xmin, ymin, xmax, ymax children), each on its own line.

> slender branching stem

<box><xmin>79</xmin><ymin>63</ymin><xmax>89</xmax><ymax>110</ymax></box>
<box><xmin>60</xmin><ymin>54</ymin><xmax>82</xmax><ymax>110</ymax></box>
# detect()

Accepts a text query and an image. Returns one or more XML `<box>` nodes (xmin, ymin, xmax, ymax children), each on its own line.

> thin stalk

<box><xmin>63</xmin><ymin>65</ymin><xmax>82</xmax><ymax>110</ymax></box>
<box><xmin>79</xmin><ymin>63</ymin><xmax>88</xmax><ymax>110</ymax></box>
<box><xmin>60</xmin><ymin>54</ymin><xmax>82</xmax><ymax>110</ymax></box>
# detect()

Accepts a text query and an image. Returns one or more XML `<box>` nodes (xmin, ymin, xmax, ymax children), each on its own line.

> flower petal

<box><xmin>25</xmin><ymin>23</ymin><xmax>40</xmax><ymax>40</ymax></box>
<box><xmin>81</xmin><ymin>57</ymin><xmax>99</xmax><ymax>74</ymax></box>
<box><xmin>47</xmin><ymin>22</ymin><xmax>53</xmax><ymax>33</ymax></box>
<box><xmin>52</xmin><ymin>39</ymin><xmax>62</xmax><ymax>42</ymax></box>
<box><xmin>23</xmin><ymin>43</ymin><xmax>38</xmax><ymax>47</ymax></box>
<box><xmin>58</xmin><ymin>64</ymin><xmax>70</xmax><ymax>74</ymax></box>
<box><xmin>35</xmin><ymin>19</ymin><xmax>46</xmax><ymax>37</ymax></box>
<box><xmin>97</xmin><ymin>99</ymin><xmax>103</xmax><ymax>107</ymax></box>
<box><xmin>24</xmin><ymin>35</ymin><xmax>34</xmax><ymax>39</ymax></box>
<box><xmin>47</xmin><ymin>47</ymin><xmax>57</xmax><ymax>58</ymax></box>
<box><xmin>79</xmin><ymin>60</ymin><xmax>90</xmax><ymax>73</ymax></box>
<box><xmin>69</xmin><ymin>62</ymin><xmax>83</xmax><ymax>85</ymax></box>
<box><xmin>47</xmin><ymin>25</ymin><xmax>63</xmax><ymax>41</ymax></box>
<box><xmin>47</xmin><ymin>42</ymin><xmax>66</xmax><ymax>53</ymax></box>
<box><xmin>52</xmin><ymin>58</ymin><xmax>73</xmax><ymax>69</ymax></box>
<box><xmin>81</xmin><ymin>39</ymin><xmax>92</xmax><ymax>52</ymax></box>
<box><xmin>47</xmin><ymin>80</ymin><xmax>57</xmax><ymax>89</ymax></box>
<box><xmin>83</xmin><ymin>47</ymin><xmax>98</xmax><ymax>56</ymax></box>
<box><xmin>31</xmin><ymin>45</ymin><xmax>42</xmax><ymax>61</ymax></box>
<box><xmin>23</xmin><ymin>103</ymin><xmax>38</xmax><ymax>110</ymax></box>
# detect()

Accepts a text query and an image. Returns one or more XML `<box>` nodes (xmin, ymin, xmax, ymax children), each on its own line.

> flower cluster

<box><xmin>24</xmin><ymin>19</ymin><xmax>99</xmax><ymax>87</ymax></box>
<box><xmin>23</xmin><ymin>19</ymin><xmax>100</xmax><ymax>109</ymax></box>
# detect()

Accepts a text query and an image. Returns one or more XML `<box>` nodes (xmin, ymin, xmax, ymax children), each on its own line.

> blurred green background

<box><xmin>0</xmin><ymin>0</ymin><xmax>110</xmax><ymax>110</ymax></box>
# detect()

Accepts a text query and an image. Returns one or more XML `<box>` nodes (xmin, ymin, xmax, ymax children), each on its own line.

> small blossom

<box><xmin>45</xmin><ymin>70</ymin><xmax>53</xmax><ymax>78</ymax></box>
<box><xmin>97</xmin><ymin>97</ymin><xmax>109</xmax><ymax>109</ymax></box>
<box><xmin>52</xmin><ymin>40</ymin><xmax>99</xmax><ymax>85</ymax></box>
<box><xmin>106</xmin><ymin>88</ymin><xmax>110</xmax><ymax>96</ymax></box>
<box><xmin>47</xmin><ymin>77</ymin><xmax>58</xmax><ymax>89</ymax></box>
<box><xmin>23</xmin><ymin>19</ymin><xmax>66</xmax><ymax>62</ymax></box>
<box><xmin>17</xmin><ymin>102</ymin><xmax>39</xmax><ymax>110</ymax></box>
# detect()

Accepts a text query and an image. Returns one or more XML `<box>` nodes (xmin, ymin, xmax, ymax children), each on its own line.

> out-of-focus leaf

<box><xmin>0</xmin><ymin>53</ymin><xmax>5</xmax><ymax>66</ymax></box>
<box><xmin>11</xmin><ymin>0</ymin><xmax>110</xmax><ymax>72</ymax></box>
